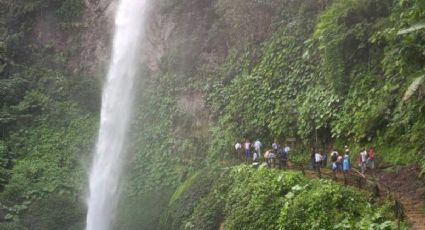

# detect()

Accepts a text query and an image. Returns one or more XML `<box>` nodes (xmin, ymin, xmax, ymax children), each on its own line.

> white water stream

<box><xmin>86</xmin><ymin>1</ymin><xmax>148</xmax><ymax>229</ymax></box>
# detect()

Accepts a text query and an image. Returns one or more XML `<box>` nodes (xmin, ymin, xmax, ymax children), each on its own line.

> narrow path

<box><xmin>398</xmin><ymin>196</ymin><xmax>425</xmax><ymax>230</ymax></box>
<box><xmin>284</xmin><ymin>163</ymin><xmax>425</xmax><ymax>229</ymax></box>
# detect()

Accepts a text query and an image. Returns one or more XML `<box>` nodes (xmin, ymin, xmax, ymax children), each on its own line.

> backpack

<box><xmin>280</xmin><ymin>150</ymin><xmax>287</xmax><ymax>160</ymax></box>
<box><xmin>331</xmin><ymin>153</ymin><xmax>337</xmax><ymax>162</ymax></box>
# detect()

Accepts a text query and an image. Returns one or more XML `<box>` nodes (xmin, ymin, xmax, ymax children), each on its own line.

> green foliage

<box><xmin>0</xmin><ymin>108</ymin><xmax>96</xmax><ymax>218</ymax></box>
<box><xmin>1</xmin><ymin>0</ymin><xmax>425</xmax><ymax>229</ymax></box>
<box><xmin>168</xmin><ymin>171</ymin><xmax>201</xmax><ymax>206</ymax></box>
<box><xmin>116</xmin><ymin>190</ymin><xmax>174</xmax><ymax>230</ymax></box>
<box><xmin>159</xmin><ymin>170</ymin><xmax>217</xmax><ymax>230</ymax></box>
<box><xmin>126</xmin><ymin>73</ymin><xmax>186</xmax><ymax>195</ymax></box>
<box><xmin>279</xmin><ymin>180</ymin><xmax>387</xmax><ymax>229</ymax></box>
<box><xmin>0</xmin><ymin>222</ymin><xmax>27</xmax><ymax>230</ymax></box>
<box><xmin>0</xmin><ymin>0</ymin><xmax>98</xmax><ymax>227</ymax></box>
<box><xmin>19</xmin><ymin>193</ymin><xmax>85</xmax><ymax>230</ymax></box>
<box><xmin>208</xmin><ymin>0</ymin><xmax>324</xmax><ymax>150</ymax></box>
<box><xmin>0</xmin><ymin>98</ymin><xmax>96</xmax><ymax>227</ymax></box>
<box><xmin>222</xmin><ymin>167</ymin><xmax>305</xmax><ymax>229</ymax></box>
<box><xmin>56</xmin><ymin>0</ymin><xmax>85</xmax><ymax>29</ymax></box>
<box><xmin>171</xmin><ymin>166</ymin><xmax>402</xmax><ymax>229</ymax></box>
<box><xmin>185</xmin><ymin>174</ymin><xmax>230</xmax><ymax>230</ymax></box>
<box><xmin>207</xmin><ymin>0</ymin><xmax>425</xmax><ymax>169</ymax></box>
<box><xmin>215</xmin><ymin>0</ymin><xmax>279</xmax><ymax>45</ymax></box>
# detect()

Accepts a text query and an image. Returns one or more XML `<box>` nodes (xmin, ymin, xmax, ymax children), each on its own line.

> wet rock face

<box><xmin>78</xmin><ymin>0</ymin><xmax>116</xmax><ymax>77</ymax></box>
<box><xmin>76</xmin><ymin>0</ymin><xmax>216</xmax><ymax>135</ymax></box>
<box><xmin>78</xmin><ymin>0</ymin><xmax>220</xmax><ymax>77</ymax></box>
<box><xmin>143</xmin><ymin>11</ymin><xmax>176</xmax><ymax>73</ymax></box>
<box><xmin>28</xmin><ymin>0</ymin><xmax>117</xmax><ymax>77</ymax></box>
<box><xmin>78</xmin><ymin>0</ymin><xmax>173</xmax><ymax>76</ymax></box>
<box><xmin>79</xmin><ymin>0</ymin><xmax>171</xmax><ymax>77</ymax></box>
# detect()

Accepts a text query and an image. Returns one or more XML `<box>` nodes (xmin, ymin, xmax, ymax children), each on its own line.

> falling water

<box><xmin>86</xmin><ymin>0</ymin><xmax>148</xmax><ymax>229</ymax></box>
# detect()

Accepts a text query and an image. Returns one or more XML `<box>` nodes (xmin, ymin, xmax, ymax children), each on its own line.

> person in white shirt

<box><xmin>235</xmin><ymin>142</ymin><xmax>241</xmax><ymax>150</ymax></box>
<box><xmin>314</xmin><ymin>152</ymin><xmax>322</xmax><ymax>171</ymax></box>
<box><xmin>359</xmin><ymin>149</ymin><xmax>368</xmax><ymax>173</ymax></box>
<box><xmin>254</xmin><ymin>139</ymin><xmax>262</xmax><ymax>159</ymax></box>
<box><xmin>253</xmin><ymin>151</ymin><xmax>258</xmax><ymax>161</ymax></box>
<box><xmin>283</xmin><ymin>144</ymin><xmax>290</xmax><ymax>161</ymax></box>
<box><xmin>272</xmin><ymin>140</ymin><xmax>278</xmax><ymax>153</ymax></box>
<box><xmin>284</xmin><ymin>144</ymin><xmax>290</xmax><ymax>154</ymax></box>
<box><xmin>234</xmin><ymin>142</ymin><xmax>242</xmax><ymax>160</ymax></box>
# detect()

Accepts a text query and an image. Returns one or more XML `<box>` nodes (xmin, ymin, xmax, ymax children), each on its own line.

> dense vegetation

<box><xmin>0</xmin><ymin>0</ymin><xmax>98</xmax><ymax>228</ymax></box>
<box><xmin>160</xmin><ymin>166</ymin><xmax>403</xmax><ymax>229</ymax></box>
<box><xmin>0</xmin><ymin>0</ymin><xmax>424</xmax><ymax>229</ymax></box>
<box><xmin>132</xmin><ymin>0</ymin><xmax>424</xmax><ymax>228</ymax></box>
<box><xmin>207</xmin><ymin>0</ymin><xmax>425</xmax><ymax>167</ymax></box>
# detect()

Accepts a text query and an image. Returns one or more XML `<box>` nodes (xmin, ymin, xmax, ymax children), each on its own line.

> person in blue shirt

<box><xmin>343</xmin><ymin>153</ymin><xmax>350</xmax><ymax>173</ymax></box>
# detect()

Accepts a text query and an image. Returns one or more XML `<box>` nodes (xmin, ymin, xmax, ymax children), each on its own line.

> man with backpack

<box><xmin>278</xmin><ymin>148</ymin><xmax>288</xmax><ymax>170</ymax></box>
<box><xmin>331</xmin><ymin>150</ymin><xmax>338</xmax><ymax>163</ymax></box>
<box><xmin>321</xmin><ymin>151</ymin><xmax>328</xmax><ymax>168</ymax></box>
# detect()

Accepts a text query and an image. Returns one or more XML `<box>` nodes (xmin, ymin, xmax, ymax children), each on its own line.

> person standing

<box><xmin>344</xmin><ymin>145</ymin><xmax>350</xmax><ymax>155</ymax></box>
<box><xmin>278</xmin><ymin>148</ymin><xmax>288</xmax><ymax>170</ymax></box>
<box><xmin>235</xmin><ymin>142</ymin><xmax>241</xmax><ymax>150</ymax></box>
<box><xmin>314</xmin><ymin>151</ymin><xmax>322</xmax><ymax>170</ymax></box>
<box><xmin>283</xmin><ymin>144</ymin><xmax>290</xmax><ymax>159</ymax></box>
<box><xmin>367</xmin><ymin>146</ymin><xmax>375</xmax><ymax>170</ymax></box>
<box><xmin>272</xmin><ymin>139</ymin><xmax>285</xmax><ymax>169</ymax></box>
<box><xmin>321</xmin><ymin>151</ymin><xmax>328</xmax><ymax>168</ymax></box>
<box><xmin>254</xmin><ymin>139</ymin><xmax>262</xmax><ymax>159</ymax></box>
<box><xmin>268</xmin><ymin>149</ymin><xmax>276</xmax><ymax>168</ymax></box>
<box><xmin>359</xmin><ymin>148</ymin><xmax>368</xmax><ymax>173</ymax></box>
<box><xmin>264</xmin><ymin>150</ymin><xmax>271</xmax><ymax>168</ymax></box>
<box><xmin>343</xmin><ymin>152</ymin><xmax>350</xmax><ymax>173</ymax></box>
<box><xmin>235</xmin><ymin>142</ymin><xmax>242</xmax><ymax>159</ymax></box>
<box><xmin>272</xmin><ymin>140</ymin><xmax>279</xmax><ymax>154</ymax></box>
<box><xmin>244</xmin><ymin>139</ymin><xmax>251</xmax><ymax>163</ymax></box>
<box><xmin>311</xmin><ymin>148</ymin><xmax>316</xmax><ymax>170</ymax></box>
<box><xmin>253</xmin><ymin>150</ymin><xmax>259</xmax><ymax>163</ymax></box>
<box><xmin>331</xmin><ymin>150</ymin><xmax>338</xmax><ymax>164</ymax></box>
<box><xmin>330</xmin><ymin>150</ymin><xmax>338</xmax><ymax>178</ymax></box>
<box><xmin>337</xmin><ymin>153</ymin><xmax>343</xmax><ymax>172</ymax></box>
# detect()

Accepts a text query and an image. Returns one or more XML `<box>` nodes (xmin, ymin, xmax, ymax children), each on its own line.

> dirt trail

<box><xmin>286</xmin><ymin>164</ymin><xmax>425</xmax><ymax>229</ymax></box>
<box><xmin>378</xmin><ymin>166</ymin><xmax>425</xmax><ymax>230</ymax></box>
<box><xmin>399</xmin><ymin>196</ymin><xmax>425</xmax><ymax>230</ymax></box>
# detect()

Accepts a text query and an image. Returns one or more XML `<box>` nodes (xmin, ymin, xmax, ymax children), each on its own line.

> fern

<box><xmin>403</xmin><ymin>71</ymin><xmax>425</xmax><ymax>101</ymax></box>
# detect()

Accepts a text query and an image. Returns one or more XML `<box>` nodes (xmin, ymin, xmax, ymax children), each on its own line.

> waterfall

<box><xmin>86</xmin><ymin>0</ymin><xmax>148</xmax><ymax>229</ymax></box>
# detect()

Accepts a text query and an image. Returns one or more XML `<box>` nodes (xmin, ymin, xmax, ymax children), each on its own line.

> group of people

<box><xmin>235</xmin><ymin>140</ymin><xmax>377</xmax><ymax>175</ymax></box>
<box><xmin>234</xmin><ymin>139</ymin><xmax>290</xmax><ymax>169</ymax></box>
<box><xmin>311</xmin><ymin>145</ymin><xmax>376</xmax><ymax>174</ymax></box>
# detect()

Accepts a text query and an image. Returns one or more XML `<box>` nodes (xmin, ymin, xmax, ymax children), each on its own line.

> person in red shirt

<box><xmin>367</xmin><ymin>147</ymin><xmax>375</xmax><ymax>169</ymax></box>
